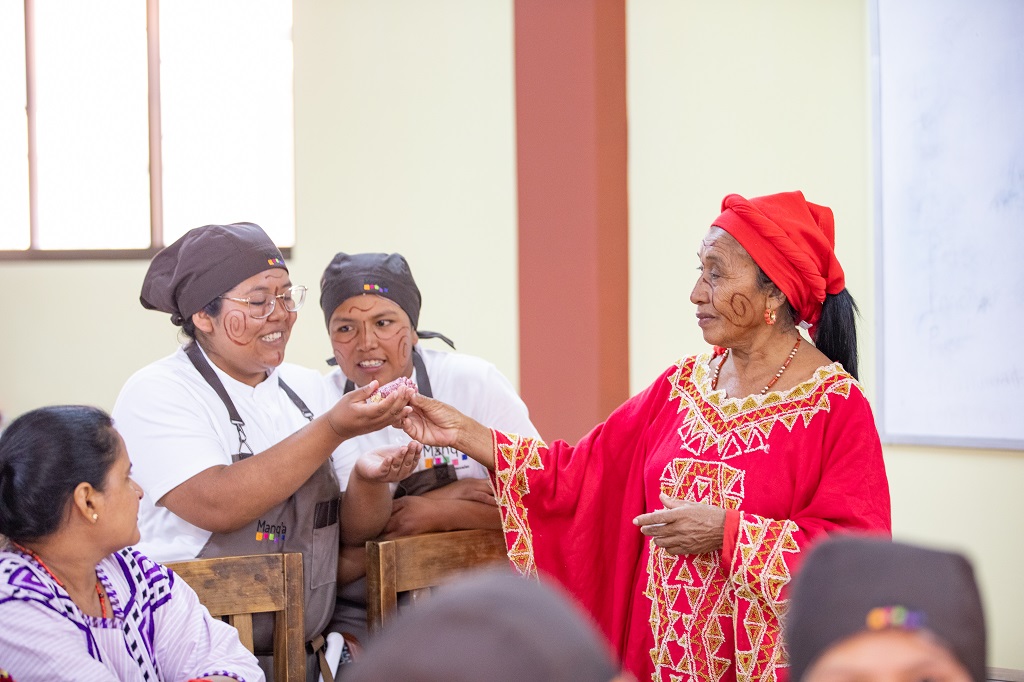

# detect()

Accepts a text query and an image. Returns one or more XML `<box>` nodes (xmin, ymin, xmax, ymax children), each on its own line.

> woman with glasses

<box><xmin>112</xmin><ymin>223</ymin><xmax>419</xmax><ymax>681</ymax></box>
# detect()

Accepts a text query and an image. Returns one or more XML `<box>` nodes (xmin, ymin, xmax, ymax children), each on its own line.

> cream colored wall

<box><xmin>627</xmin><ymin>0</ymin><xmax>1023</xmax><ymax>667</ymax></box>
<box><xmin>287</xmin><ymin>0</ymin><xmax>519</xmax><ymax>378</ymax></box>
<box><xmin>3</xmin><ymin>0</ymin><xmax>1020</xmax><ymax>668</ymax></box>
<box><xmin>0</xmin><ymin>0</ymin><xmax>519</xmax><ymax>421</ymax></box>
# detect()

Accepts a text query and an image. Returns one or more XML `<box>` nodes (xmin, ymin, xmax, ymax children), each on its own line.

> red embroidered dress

<box><xmin>489</xmin><ymin>353</ymin><xmax>890</xmax><ymax>682</ymax></box>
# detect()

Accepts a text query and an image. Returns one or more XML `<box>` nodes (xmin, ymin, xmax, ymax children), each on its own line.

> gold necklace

<box><xmin>711</xmin><ymin>336</ymin><xmax>802</xmax><ymax>395</ymax></box>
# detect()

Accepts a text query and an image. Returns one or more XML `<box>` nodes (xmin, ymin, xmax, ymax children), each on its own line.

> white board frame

<box><xmin>871</xmin><ymin>0</ymin><xmax>1024</xmax><ymax>451</ymax></box>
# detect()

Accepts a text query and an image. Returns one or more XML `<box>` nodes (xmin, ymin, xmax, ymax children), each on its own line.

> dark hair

<box><xmin>757</xmin><ymin>267</ymin><xmax>860</xmax><ymax>380</ymax></box>
<box><xmin>180</xmin><ymin>297</ymin><xmax>224</xmax><ymax>340</ymax></box>
<box><xmin>0</xmin><ymin>406</ymin><xmax>120</xmax><ymax>542</ymax></box>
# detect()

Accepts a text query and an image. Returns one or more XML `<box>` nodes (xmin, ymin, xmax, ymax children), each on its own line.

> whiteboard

<box><xmin>873</xmin><ymin>0</ymin><xmax>1024</xmax><ymax>450</ymax></box>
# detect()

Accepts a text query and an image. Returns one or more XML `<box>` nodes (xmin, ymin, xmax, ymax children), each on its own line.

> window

<box><xmin>0</xmin><ymin>0</ymin><xmax>294</xmax><ymax>259</ymax></box>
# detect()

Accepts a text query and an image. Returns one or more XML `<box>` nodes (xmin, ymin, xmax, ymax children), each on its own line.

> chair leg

<box><xmin>365</xmin><ymin>541</ymin><xmax>398</xmax><ymax>633</ymax></box>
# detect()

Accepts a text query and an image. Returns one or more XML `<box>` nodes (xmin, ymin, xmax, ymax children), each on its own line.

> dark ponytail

<box><xmin>814</xmin><ymin>288</ymin><xmax>859</xmax><ymax>380</ymax></box>
<box><xmin>0</xmin><ymin>406</ymin><xmax>119</xmax><ymax>543</ymax></box>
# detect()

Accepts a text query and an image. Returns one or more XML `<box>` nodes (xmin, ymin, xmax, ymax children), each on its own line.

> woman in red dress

<box><xmin>402</xmin><ymin>191</ymin><xmax>891</xmax><ymax>682</ymax></box>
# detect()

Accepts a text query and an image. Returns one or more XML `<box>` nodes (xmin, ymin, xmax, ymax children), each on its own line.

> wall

<box><xmin>2</xmin><ymin>0</ymin><xmax>1020</xmax><ymax>668</ymax></box>
<box><xmin>0</xmin><ymin>0</ymin><xmax>520</xmax><ymax>422</ymax></box>
<box><xmin>627</xmin><ymin>0</ymin><xmax>1022</xmax><ymax>667</ymax></box>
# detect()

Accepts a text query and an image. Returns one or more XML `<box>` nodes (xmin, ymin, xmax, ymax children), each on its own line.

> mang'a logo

<box><xmin>255</xmin><ymin>519</ymin><xmax>287</xmax><ymax>543</ymax></box>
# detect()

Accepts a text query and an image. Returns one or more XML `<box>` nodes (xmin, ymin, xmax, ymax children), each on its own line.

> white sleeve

<box><xmin>0</xmin><ymin>601</ymin><xmax>121</xmax><ymax>682</ymax></box>
<box><xmin>112</xmin><ymin>371</ymin><xmax>232</xmax><ymax>504</ymax></box>
<box><xmin>466</xmin><ymin>361</ymin><xmax>541</xmax><ymax>439</ymax></box>
<box><xmin>154</xmin><ymin>570</ymin><xmax>266</xmax><ymax>682</ymax></box>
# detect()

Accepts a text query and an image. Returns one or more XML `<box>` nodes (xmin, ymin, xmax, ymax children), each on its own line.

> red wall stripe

<box><xmin>515</xmin><ymin>0</ymin><xmax>629</xmax><ymax>444</ymax></box>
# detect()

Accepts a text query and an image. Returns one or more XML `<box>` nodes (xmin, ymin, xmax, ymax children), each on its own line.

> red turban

<box><xmin>712</xmin><ymin>191</ymin><xmax>845</xmax><ymax>330</ymax></box>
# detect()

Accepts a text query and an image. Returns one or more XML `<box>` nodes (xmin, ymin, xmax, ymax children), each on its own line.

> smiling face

<box><xmin>689</xmin><ymin>227</ymin><xmax>781</xmax><ymax>348</ymax></box>
<box><xmin>193</xmin><ymin>268</ymin><xmax>296</xmax><ymax>386</ymax></box>
<box><xmin>328</xmin><ymin>294</ymin><xmax>417</xmax><ymax>388</ymax></box>
<box><xmin>98</xmin><ymin>431</ymin><xmax>144</xmax><ymax>551</ymax></box>
<box><xmin>804</xmin><ymin>629</ymin><xmax>972</xmax><ymax>682</ymax></box>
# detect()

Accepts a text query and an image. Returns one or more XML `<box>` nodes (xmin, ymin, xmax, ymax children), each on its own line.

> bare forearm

<box><xmin>161</xmin><ymin>417</ymin><xmax>344</xmax><ymax>533</ymax></box>
<box><xmin>433</xmin><ymin>499</ymin><xmax>502</xmax><ymax>532</ymax></box>
<box><xmin>453</xmin><ymin>420</ymin><xmax>495</xmax><ymax>469</ymax></box>
<box><xmin>340</xmin><ymin>478</ymin><xmax>393</xmax><ymax>545</ymax></box>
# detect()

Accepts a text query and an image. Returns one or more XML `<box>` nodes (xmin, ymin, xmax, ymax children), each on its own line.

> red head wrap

<box><xmin>712</xmin><ymin>191</ymin><xmax>845</xmax><ymax>330</ymax></box>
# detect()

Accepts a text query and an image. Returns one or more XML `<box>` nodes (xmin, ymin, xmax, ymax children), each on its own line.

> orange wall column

<box><xmin>515</xmin><ymin>0</ymin><xmax>629</xmax><ymax>443</ymax></box>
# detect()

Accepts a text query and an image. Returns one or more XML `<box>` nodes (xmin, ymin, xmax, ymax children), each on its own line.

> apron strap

<box><xmin>278</xmin><ymin>378</ymin><xmax>315</xmax><ymax>422</ymax></box>
<box><xmin>185</xmin><ymin>342</ymin><xmax>316</xmax><ymax>457</ymax></box>
<box><xmin>343</xmin><ymin>346</ymin><xmax>434</xmax><ymax>398</ymax></box>
<box><xmin>309</xmin><ymin>634</ymin><xmax>335</xmax><ymax>682</ymax></box>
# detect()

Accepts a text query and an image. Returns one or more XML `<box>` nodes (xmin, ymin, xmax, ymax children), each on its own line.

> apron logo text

<box><xmin>255</xmin><ymin>520</ymin><xmax>287</xmax><ymax>543</ymax></box>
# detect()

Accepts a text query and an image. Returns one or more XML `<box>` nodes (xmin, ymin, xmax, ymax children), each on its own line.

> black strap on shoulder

<box><xmin>343</xmin><ymin>346</ymin><xmax>433</xmax><ymax>398</ymax></box>
<box><xmin>185</xmin><ymin>342</ymin><xmax>314</xmax><ymax>458</ymax></box>
<box><xmin>278</xmin><ymin>378</ymin><xmax>314</xmax><ymax>422</ymax></box>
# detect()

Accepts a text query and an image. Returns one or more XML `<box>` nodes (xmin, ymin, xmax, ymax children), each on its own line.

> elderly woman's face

<box><xmin>689</xmin><ymin>227</ymin><xmax>769</xmax><ymax>347</ymax></box>
<box><xmin>804</xmin><ymin>629</ymin><xmax>971</xmax><ymax>682</ymax></box>
<box><xmin>200</xmin><ymin>268</ymin><xmax>297</xmax><ymax>385</ymax></box>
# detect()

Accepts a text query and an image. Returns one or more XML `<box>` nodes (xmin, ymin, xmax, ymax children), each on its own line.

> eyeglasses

<box><xmin>220</xmin><ymin>285</ymin><xmax>307</xmax><ymax>319</ymax></box>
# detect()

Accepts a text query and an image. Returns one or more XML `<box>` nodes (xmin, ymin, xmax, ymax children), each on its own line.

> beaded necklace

<box><xmin>11</xmin><ymin>542</ymin><xmax>108</xmax><ymax>619</ymax></box>
<box><xmin>711</xmin><ymin>336</ymin><xmax>802</xmax><ymax>395</ymax></box>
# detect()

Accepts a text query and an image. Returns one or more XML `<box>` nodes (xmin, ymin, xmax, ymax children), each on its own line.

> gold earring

<box><xmin>764</xmin><ymin>308</ymin><xmax>777</xmax><ymax>325</ymax></box>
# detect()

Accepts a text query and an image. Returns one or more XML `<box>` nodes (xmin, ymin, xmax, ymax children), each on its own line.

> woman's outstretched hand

<box><xmin>633</xmin><ymin>493</ymin><xmax>726</xmax><ymax>556</ymax></box>
<box><xmin>399</xmin><ymin>394</ymin><xmax>465</xmax><ymax>448</ymax></box>
<box><xmin>326</xmin><ymin>381</ymin><xmax>414</xmax><ymax>440</ymax></box>
<box><xmin>401</xmin><ymin>394</ymin><xmax>496</xmax><ymax>470</ymax></box>
<box><xmin>352</xmin><ymin>441</ymin><xmax>422</xmax><ymax>484</ymax></box>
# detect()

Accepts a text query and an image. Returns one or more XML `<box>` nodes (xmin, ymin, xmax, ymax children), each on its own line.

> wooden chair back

<box><xmin>365</xmin><ymin>528</ymin><xmax>509</xmax><ymax>633</ymax></box>
<box><xmin>166</xmin><ymin>552</ymin><xmax>305</xmax><ymax>682</ymax></box>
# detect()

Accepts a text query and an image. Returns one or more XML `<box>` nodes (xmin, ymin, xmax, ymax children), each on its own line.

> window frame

<box><xmin>0</xmin><ymin>0</ymin><xmax>292</xmax><ymax>262</ymax></box>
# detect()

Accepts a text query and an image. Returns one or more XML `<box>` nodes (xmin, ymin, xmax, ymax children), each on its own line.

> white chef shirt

<box><xmin>325</xmin><ymin>346</ymin><xmax>540</xmax><ymax>490</ymax></box>
<box><xmin>112</xmin><ymin>344</ymin><xmax>333</xmax><ymax>562</ymax></box>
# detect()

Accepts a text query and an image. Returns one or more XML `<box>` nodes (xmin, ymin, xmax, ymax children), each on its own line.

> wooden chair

<box><xmin>365</xmin><ymin>529</ymin><xmax>509</xmax><ymax>633</ymax></box>
<box><xmin>166</xmin><ymin>553</ymin><xmax>305</xmax><ymax>682</ymax></box>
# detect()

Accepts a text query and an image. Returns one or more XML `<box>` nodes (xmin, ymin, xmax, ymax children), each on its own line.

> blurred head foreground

<box><xmin>345</xmin><ymin>569</ymin><xmax>630</xmax><ymax>682</ymax></box>
<box><xmin>787</xmin><ymin>536</ymin><xmax>986</xmax><ymax>682</ymax></box>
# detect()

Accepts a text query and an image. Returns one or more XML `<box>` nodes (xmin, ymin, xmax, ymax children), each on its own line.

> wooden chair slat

<box><xmin>366</xmin><ymin>529</ymin><xmax>508</xmax><ymax>633</ymax></box>
<box><xmin>168</xmin><ymin>552</ymin><xmax>305</xmax><ymax>681</ymax></box>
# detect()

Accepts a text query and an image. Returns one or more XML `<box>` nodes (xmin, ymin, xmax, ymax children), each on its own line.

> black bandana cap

<box><xmin>786</xmin><ymin>536</ymin><xmax>986</xmax><ymax>682</ymax></box>
<box><xmin>320</xmin><ymin>252</ymin><xmax>454</xmax><ymax>365</ymax></box>
<box><xmin>344</xmin><ymin>569</ymin><xmax>620</xmax><ymax>682</ymax></box>
<box><xmin>140</xmin><ymin>223</ymin><xmax>287</xmax><ymax>326</ymax></box>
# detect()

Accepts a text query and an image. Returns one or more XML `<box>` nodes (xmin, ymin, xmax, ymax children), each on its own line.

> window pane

<box><xmin>160</xmin><ymin>0</ymin><xmax>295</xmax><ymax>246</ymax></box>
<box><xmin>33</xmin><ymin>0</ymin><xmax>150</xmax><ymax>249</ymax></box>
<box><xmin>0</xmin><ymin>0</ymin><xmax>29</xmax><ymax>250</ymax></box>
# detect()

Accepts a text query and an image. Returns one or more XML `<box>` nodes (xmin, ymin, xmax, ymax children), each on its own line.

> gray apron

<box><xmin>186</xmin><ymin>343</ymin><xmax>340</xmax><ymax>678</ymax></box>
<box><xmin>331</xmin><ymin>347</ymin><xmax>457</xmax><ymax>643</ymax></box>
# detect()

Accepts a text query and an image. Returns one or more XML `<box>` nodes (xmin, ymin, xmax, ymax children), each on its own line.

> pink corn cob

<box><xmin>366</xmin><ymin>376</ymin><xmax>418</xmax><ymax>403</ymax></box>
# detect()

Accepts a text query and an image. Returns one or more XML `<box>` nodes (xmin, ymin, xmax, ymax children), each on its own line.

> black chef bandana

<box><xmin>319</xmin><ymin>252</ymin><xmax>422</xmax><ymax>329</ymax></box>
<box><xmin>140</xmin><ymin>222</ymin><xmax>287</xmax><ymax>326</ymax></box>
<box><xmin>786</xmin><ymin>536</ymin><xmax>986</xmax><ymax>682</ymax></box>
<box><xmin>318</xmin><ymin>252</ymin><xmax>455</xmax><ymax>356</ymax></box>
<box><xmin>344</xmin><ymin>570</ymin><xmax>620</xmax><ymax>682</ymax></box>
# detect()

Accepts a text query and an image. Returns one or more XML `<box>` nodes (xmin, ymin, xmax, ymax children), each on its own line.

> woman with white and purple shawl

<box><xmin>0</xmin><ymin>406</ymin><xmax>262</xmax><ymax>682</ymax></box>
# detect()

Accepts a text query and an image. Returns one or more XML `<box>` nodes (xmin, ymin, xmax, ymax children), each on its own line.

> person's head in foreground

<box><xmin>0</xmin><ymin>405</ymin><xmax>142</xmax><ymax>554</ymax></box>
<box><xmin>345</xmin><ymin>569</ymin><xmax>635</xmax><ymax>682</ymax></box>
<box><xmin>141</xmin><ymin>222</ymin><xmax>305</xmax><ymax>386</ymax></box>
<box><xmin>787</xmin><ymin>536</ymin><xmax>985</xmax><ymax>682</ymax></box>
